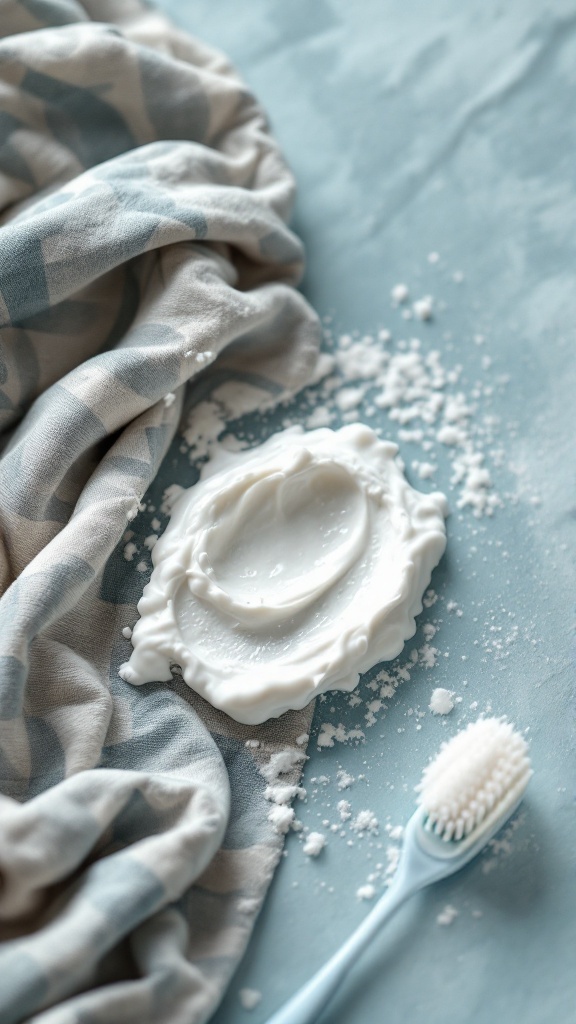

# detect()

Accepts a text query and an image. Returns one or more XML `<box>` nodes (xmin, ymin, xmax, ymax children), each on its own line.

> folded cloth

<box><xmin>0</xmin><ymin>2</ymin><xmax>321</xmax><ymax>1021</ymax></box>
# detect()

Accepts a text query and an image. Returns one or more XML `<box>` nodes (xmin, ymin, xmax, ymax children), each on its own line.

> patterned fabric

<box><xmin>0</xmin><ymin>2</ymin><xmax>321</xmax><ymax>1021</ymax></box>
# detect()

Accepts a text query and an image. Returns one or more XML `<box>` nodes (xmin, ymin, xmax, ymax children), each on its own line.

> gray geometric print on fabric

<box><xmin>0</xmin><ymin>1</ymin><xmax>321</xmax><ymax>1020</ymax></box>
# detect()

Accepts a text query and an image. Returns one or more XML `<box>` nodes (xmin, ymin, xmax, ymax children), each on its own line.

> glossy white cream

<box><xmin>120</xmin><ymin>425</ymin><xmax>447</xmax><ymax>724</ymax></box>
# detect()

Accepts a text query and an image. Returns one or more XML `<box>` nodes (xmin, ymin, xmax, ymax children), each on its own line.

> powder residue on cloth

<box><xmin>259</xmin><ymin>747</ymin><xmax>308</xmax><ymax>834</ymax></box>
<box><xmin>267</xmin><ymin>805</ymin><xmax>295</xmax><ymax>835</ymax></box>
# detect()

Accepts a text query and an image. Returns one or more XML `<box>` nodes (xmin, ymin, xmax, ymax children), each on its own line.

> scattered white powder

<box><xmin>122</xmin><ymin>626</ymin><xmax>132</xmax><ymax>640</ymax></box>
<box><xmin>391</xmin><ymin>283</ymin><xmax>409</xmax><ymax>304</ymax></box>
<box><xmin>220</xmin><ymin>433</ymin><xmax>250</xmax><ymax>452</ymax></box>
<box><xmin>160</xmin><ymin>484</ymin><xmax>185</xmax><ymax>515</ymax></box>
<box><xmin>182</xmin><ymin>400</ymin><xmax>226</xmax><ymax>461</ymax></box>
<box><xmin>351</xmin><ymin>810</ymin><xmax>379</xmax><ymax>835</ymax></box>
<box><xmin>310</xmin><ymin>775</ymin><xmax>330</xmax><ymax>786</ymax></box>
<box><xmin>437</xmin><ymin>904</ymin><xmax>459</xmax><ymax>926</ymax></box>
<box><xmin>428</xmin><ymin>252</ymin><xmax>440</xmax><ymax>264</ymax></box>
<box><xmin>163</xmin><ymin>391</ymin><xmax>176</xmax><ymax>407</ymax></box>
<box><xmin>336</xmin><ymin>342</ymin><xmax>386</xmax><ymax>381</ymax></box>
<box><xmin>172</xmin><ymin>278</ymin><xmax>501</xmax><ymax>527</ymax></box>
<box><xmin>136</xmin><ymin>561</ymin><xmax>148</xmax><ymax>573</ymax></box>
<box><xmin>143</xmin><ymin>534</ymin><xmax>158</xmax><ymax>551</ymax></box>
<box><xmin>317</xmin><ymin>723</ymin><xmax>365</xmax><ymax>748</ymax></box>
<box><xmin>267</xmin><ymin>805</ymin><xmax>295</xmax><ymax>834</ymax></box>
<box><xmin>123</xmin><ymin>542</ymin><xmax>137</xmax><ymax>562</ymax></box>
<box><xmin>305</xmin><ymin>405</ymin><xmax>333</xmax><ymax>428</ymax></box>
<box><xmin>436</xmin><ymin>423</ymin><xmax>465</xmax><ymax>446</ymax></box>
<box><xmin>399</xmin><ymin>427</ymin><xmax>424</xmax><ymax>443</ymax></box>
<box><xmin>337</xmin><ymin>799</ymin><xmax>352</xmax><ymax>821</ymax></box>
<box><xmin>386</xmin><ymin>824</ymin><xmax>404</xmax><ymax>842</ymax></box>
<box><xmin>261</xmin><ymin>748</ymin><xmax>307</xmax><ymax>783</ymax></box>
<box><xmin>260</xmin><ymin>747</ymin><xmax>308</xmax><ymax>834</ymax></box>
<box><xmin>150</xmin><ymin>517</ymin><xmax>161</xmax><ymax>531</ymax></box>
<box><xmin>239</xmin><ymin>988</ymin><xmax>262</xmax><ymax>1011</ymax></box>
<box><xmin>419</xmin><ymin>644</ymin><xmax>439</xmax><ymax>669</ymax></box>
<box><xmin>429</xmin><ymin>688</ymin><xmax>455</xmax><ymax>715</ymax></box>
<box><xmin>264</xmin><ymin>784</ymin><xmax>306</xmax><ymax>805</ymax></box>
<box><xmin>303</xmin><ymin>832</ymin><xmax>326</xmax><ymax>857</ymax></box>
<box><xmin>356</xmin><ymin>884</ymin><xmax>376</xmax><ymax>900</ymax></box>
<box><xmin>306</xmin><ymin>329</ymin><xmax>500</xmax><ymax>518</ymax></box>
<box><xmin>413</xmin><ymin>296</ymin><xmax>433</xmax><ymax>320</ymax></box>
<box><xmin>413</xmin><ymin>460</ymin><xmax>437</xmax><ymax>480</ymax></box>
<box><xmin>214</xmin><ymin>379</ymin><xmax>276</xmax><ymax>420</ymax></box>
<box><xmin>336</xmin><ymin>770</ymin><xmax>355</xmax><ymax>790</ymax></box>
<box><xmin>335</xmin><ymin>385</ymin><xmax>366</xmax><ymax>412</ymax></box>
<box><xmin>455</xmin><ymin>458</ymin><xmax>498</xmax><ymax>516</ymax></box>
<box><xmin>296</xmin><ymin>733</ymin><xmax>309</xmax><ymax>746</ymax></box>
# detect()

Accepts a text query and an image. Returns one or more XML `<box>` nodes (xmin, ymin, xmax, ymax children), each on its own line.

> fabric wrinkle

<box><xmin>0</xmin><ymin>2</ymin><xmax>321</xmax><ymax>1021</ymax></box>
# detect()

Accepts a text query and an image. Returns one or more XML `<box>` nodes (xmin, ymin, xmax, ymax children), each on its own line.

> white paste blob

<box><xmin>120</xmin><ymin>425</ymin><xmax>448</xmax><ymax>724</ymax></box>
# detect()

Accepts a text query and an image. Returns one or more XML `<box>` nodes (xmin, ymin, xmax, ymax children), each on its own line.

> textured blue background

<box><xmin>156</xmin><ymin>3</ymin><xmax>576</xmax><ymax>1021</ymax></box>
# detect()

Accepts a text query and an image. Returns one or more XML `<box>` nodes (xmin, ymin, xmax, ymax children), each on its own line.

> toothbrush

<box><xmin>266</xmin><ymin>717</ymin><xmax>532</xmax><ymax>1024</ymax></box>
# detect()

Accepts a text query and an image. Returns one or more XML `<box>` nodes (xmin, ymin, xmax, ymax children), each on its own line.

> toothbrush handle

<box><xmin>265</xmin><ymin>874</ymin><xmax>415</xmax><ymax>1024</ymax></box>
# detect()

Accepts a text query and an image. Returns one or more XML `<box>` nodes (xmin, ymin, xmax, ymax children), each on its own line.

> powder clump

<box><xmin>303</xmin><ymin>832</ymin><xmax>326</xmax><ymax>857</ymax></box>
<box><xmin>239</xmin><ymin>988</ymin><xmax>262</xmax><ymax>1010</ymax></box>
<box><xmin>429</xmin><ymin>687</ymin><xmax>455</xmax><ymax>715</ymax></box>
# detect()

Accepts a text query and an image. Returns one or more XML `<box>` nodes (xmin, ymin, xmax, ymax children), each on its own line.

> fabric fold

<box><xmin>0</xmin><ymin>1</ymin><xmax>321</xmax><ymax>1020</ymax></box>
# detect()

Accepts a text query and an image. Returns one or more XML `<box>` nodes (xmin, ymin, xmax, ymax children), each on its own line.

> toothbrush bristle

<box><xmin>416</xmin><ymin>717</ymin><xmax>532</xmax><ymax>842</ymax></box>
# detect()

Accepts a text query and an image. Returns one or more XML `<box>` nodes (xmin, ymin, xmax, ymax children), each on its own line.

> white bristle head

<box><xmin>416</xmin><ymin>717</ymin><xmax>532</xmax><ymax>842</ymax></box>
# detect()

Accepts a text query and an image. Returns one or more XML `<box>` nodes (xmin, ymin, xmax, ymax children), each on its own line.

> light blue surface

<box><xmin>155</xmin><ymin>3</ymin><xmax>576</xmax><ymax>1021</ymax></box>
<box><xmin>265</xmin><ymin>792</ymin><xmax>533</xmax><ymax>1024</ymax></box>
